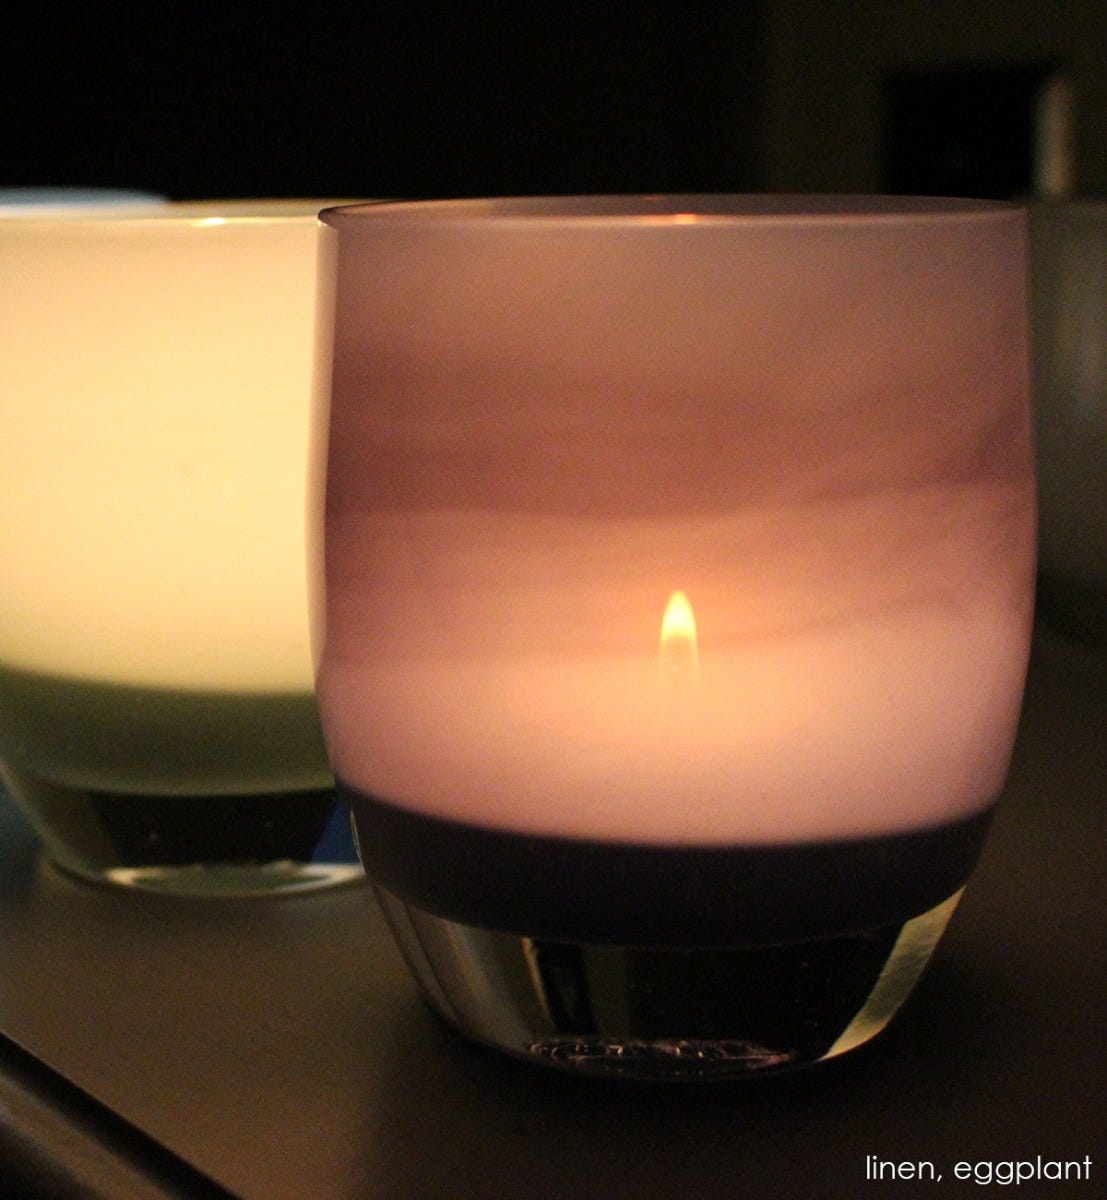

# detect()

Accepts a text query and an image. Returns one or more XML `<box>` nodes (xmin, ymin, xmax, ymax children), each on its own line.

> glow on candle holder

<box><xmin>316</xmin><ymin>195</ymin><xmax>1035</xmax><ymax>849</ymax></box>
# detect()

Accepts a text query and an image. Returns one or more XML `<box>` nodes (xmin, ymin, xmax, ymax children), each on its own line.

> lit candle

<box><xmin>315</xmin><ymin>196</ymin><xmax>1035</xmax><ymax>1075</ymax></box>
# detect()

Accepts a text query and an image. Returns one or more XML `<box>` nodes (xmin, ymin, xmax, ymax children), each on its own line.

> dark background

<box><xmin>5</xmin><ymin>3</ymin><xmax>1102</xmax><ymax>205</ymax></box>
<box><xmin>2</xmin><ymin>4</ymin><xmax>767</xmax><ymax>201</ymax></box>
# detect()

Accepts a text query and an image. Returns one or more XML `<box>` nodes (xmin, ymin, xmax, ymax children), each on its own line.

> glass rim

<box><xmin>1</xmin><ymin>198</ymin><xmax>364</xmax><ymax>230</ymax></box>
<box><xmin>320</xmin><ymin>193</ymin><xmax>1023</xmax><ymax>230</ymax></box>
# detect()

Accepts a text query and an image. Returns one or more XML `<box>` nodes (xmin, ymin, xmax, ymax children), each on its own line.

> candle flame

<box><xmin>659</xmin><ymin>590</ymin><xmax>699</xmax><ymax>679</ymax></box>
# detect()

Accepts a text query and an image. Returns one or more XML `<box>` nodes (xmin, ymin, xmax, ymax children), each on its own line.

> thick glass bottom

<box><xmin>3</xmin><ymin>766</ymin><xmax>363</xmax><ymax>896</ymax></box>
<box><xmin>375</xmin><ymin>884</ymin><xmax>963</xmax><ymax>1080</ymax></box>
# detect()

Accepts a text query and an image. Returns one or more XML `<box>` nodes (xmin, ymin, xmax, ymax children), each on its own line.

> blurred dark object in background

<box><xmin>882</xmin><ymin>61</ymin><xmax>1071</xmax><ymax>199</ymax></box>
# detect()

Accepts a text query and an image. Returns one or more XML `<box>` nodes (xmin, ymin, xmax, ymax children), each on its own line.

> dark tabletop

<box><xmin>1</xmin><ymin>624</ymin><xmax>1105</xmax><ymax>1200</ymax></box>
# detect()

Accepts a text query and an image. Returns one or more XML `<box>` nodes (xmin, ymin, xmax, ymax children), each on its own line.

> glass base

<box><xmin>375</xmin><ymin>884</ymin><xmax>963</xmax><ymax>1080</ymax></box>
<box><xmin>2</xmin><ymin>766</ymin><xmax>363</xmax><ymax>896</ymax></box>
<box><xmin>100</xmin><ymin>858</ymin><xmax>363</xmax><ymax>896</ymax></box>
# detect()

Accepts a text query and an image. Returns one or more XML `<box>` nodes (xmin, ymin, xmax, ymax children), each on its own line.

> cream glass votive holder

<box><xmin>0</xmin><ymin>200</ymin><xmax>362</xmax><ymax>895</ymax></box>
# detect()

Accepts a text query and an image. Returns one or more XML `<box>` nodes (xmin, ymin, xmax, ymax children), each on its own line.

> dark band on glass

<box><xmin>343</xmin><ymin>783</ymin><xmax>993</xmax><ymax>945</ymax></box>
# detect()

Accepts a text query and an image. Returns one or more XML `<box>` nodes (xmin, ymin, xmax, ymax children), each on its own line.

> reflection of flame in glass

<box><xmin>659</xmin><ymin>590</ymin><xmax>699</xmax><ymax>679</ymax></box>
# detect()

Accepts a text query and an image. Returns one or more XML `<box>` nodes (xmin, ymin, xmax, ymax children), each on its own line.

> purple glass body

<box><xmin>313</xmin><ymin>195</ymin><xmax>1035</xmax><ymax>943</ymax></box>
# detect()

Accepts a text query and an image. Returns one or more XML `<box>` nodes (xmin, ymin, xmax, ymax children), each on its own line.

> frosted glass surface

<box><xmin>318</xmin><ymin>197</ymin><xmax>1035</xmax><ymax>843</ymax></box>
